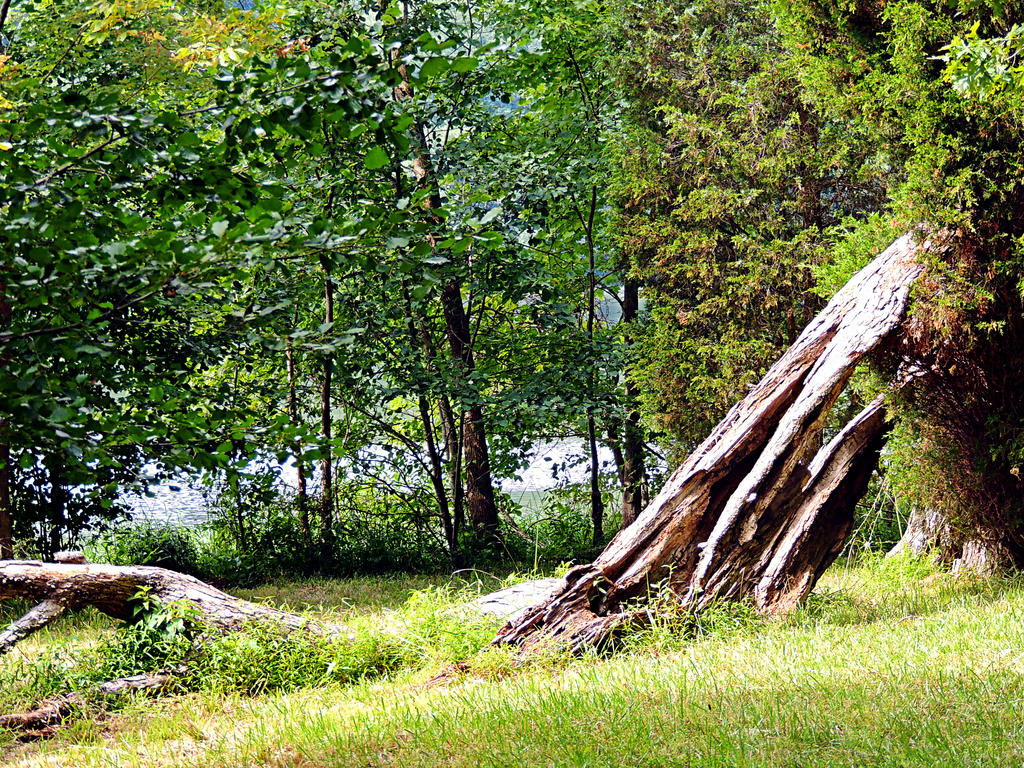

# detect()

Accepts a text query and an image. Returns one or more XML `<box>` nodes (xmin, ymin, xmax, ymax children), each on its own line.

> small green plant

<box><xmin>96</xmin><ymin>589</ymin><xmax>201</xmax><ymax>680</ymax></box>
<box><xmin>616</xmin><ymin>575</ymin><xmax>763</xmax><ymax>653</ymax></box>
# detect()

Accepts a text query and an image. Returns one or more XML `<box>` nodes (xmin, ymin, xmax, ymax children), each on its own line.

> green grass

<box><xmin>5</xmin><ymin>556</ymin><xmax>1024</xmax><ymax>767</ymax></box>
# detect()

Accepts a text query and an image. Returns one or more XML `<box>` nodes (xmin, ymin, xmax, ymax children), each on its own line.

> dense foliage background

<box><xmin>1</xmin><ymin>0</ymin><xmax>1021</xmax><ymax>578</ymax></box>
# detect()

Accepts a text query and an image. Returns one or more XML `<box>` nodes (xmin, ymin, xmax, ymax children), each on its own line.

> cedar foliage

<box><xmin>780</xmin><ymin>0</ymin><xmax>1024</xmax><ymax>561</ymax></box>
<box><xmin>610</xmin><ymin>0</ymin><xmax>891</xmax><ymax>451</ymax></box>
<box><xmin>614</xmin><ymin>0</ymin><xmax>1024</xmax><ymax>560</ymax></box>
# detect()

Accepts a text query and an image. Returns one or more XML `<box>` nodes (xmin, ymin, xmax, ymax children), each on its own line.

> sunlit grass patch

<box><xmin>5</xmin><ymin>556</ymin><xmax>1024</xmax><ymax>767</ymax></box>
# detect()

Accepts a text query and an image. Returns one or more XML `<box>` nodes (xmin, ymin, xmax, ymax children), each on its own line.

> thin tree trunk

<box><xmin>449</xmin><ymin>413</ymin><xmax>466</xmax><ymax>544</ymax></box>
<box><xmin>588</xmin><ymin>416</ymin><xmax>603</xmax><ymax>545</ymax></box>
<box><xmin>0</xmin><ymin>436</ymin><xmax>11</xmax><ymax>559</ymax></box>
<box><xmin>620</xmin><ymin>278</ymin><xmax>645</xmax><ymax>528</ymax></box>
<box><xmin>228</xmin><ymin>466</ymin><xmax>248</xmax><ymax>551</ymax></box>
<box><xmin>320</xmin><ymin>273</ymin><xmax>335</xmax><ymax>544</ymax></box>
<box><xmin>496</xmin><ymin>231</ymin><xmax>942</xmax><ymax>651</ymax></box>
<box><xmin>419</xmin><ymin>317</ymin><xmax>465</xmax><ymax>546</ymax></box>
<box><xmin>401</xmin><ymin>282</ymin><xmax>458</xmax><ymax>562</ymax></box>
<box><xmin>582</xmin><ymin>186</ymin><xmax>604</xmax><ymax>545</ymax></box>
<box><xmin>417</xmin><ymin>394</ymin><xmax>456</xmax><ymax>556</ymax></box>
<box><xmin>388</xmin><ymin>25</ymin><xmax>499</xmax><ymax>539</ymax></box>
<box><xmin>286</xmin><ymin>334</ymin><xmax>309</xmax><ymax>537</ymax></box>
<box><xmin>47</xmin><ymin>459</ymin><xmax>66</xmax><ymax>559</ymax></box>
<box><xmin>439</xmin><ymin>281</ymin><xmax>500</xmax><ymax>537</ymax></box>
<box><xmin>0</xmin><ymin>278</ymin><xmax>10</xmax><ymax>558</ymax></box>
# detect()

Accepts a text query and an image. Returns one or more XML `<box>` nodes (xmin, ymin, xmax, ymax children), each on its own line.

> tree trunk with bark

<box><xmin>0</xmin><ymin>279</ymin><xmax>11</xmax><ymax>559</ymax></box>
<box><xmin>286</xmin><ymin>330</ymin><xmax>309</xmax><ymax>538</ymax></box>
<box><xmin>439</xmin><ymin>280</ymin><xmax>500</xmax><ymax>537</ymax></box>
<box><xmin>887</xmin><ymin>506</ymin><xmax>1016</xmax><ymax>574</ymax></box>
<box><xmin>0</xmin><ymin>437</ymin><xmax>11</xmax><ymax>559</ymax></box>
<box><xmin>496</xmin><ymin>231</ymin><xmax>943</xmax><ymax>651</ymax></box>
<box><xmin>0</xmin><ymin>558</ymin><xmax>345</xmax><ymax>736</ymax></box>
<box><xmin>391</xmin><ymin>39</ymin><xmax>500</xmax><ymax>540</ymax></box>
<box><xmin>0</xmin><ymin>560</ymin><xmax>340</xmax><ymax>655</ymax></box>
<box><xmin>620</xmin><ymin>278</ymin><xmax>646</xmax><ymax>528</ymax></box>
<box><xmin>580</xmin><ymin>186</ymin><xmax>604</xmax><ymax>545</ymax></box>
<box><xmin>320</xmin><ymin>272</ymin><xmax>335</xmax><ymax>544</ymax></box>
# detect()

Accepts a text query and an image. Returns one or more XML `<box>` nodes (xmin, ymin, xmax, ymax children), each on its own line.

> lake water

<box><xmin>126</xmin><ymin>439</ymin><xmax>618</xmax><ymax>526</ymax></box>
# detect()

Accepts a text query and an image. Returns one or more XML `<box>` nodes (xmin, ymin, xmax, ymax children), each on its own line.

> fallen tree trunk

<box><xmin>496</xmin><ymin>231</ymin><xmax>946</xmax><ymax>650</ymax></box>
<box><xmin>0</xmin><ymin>560</ymin><xmax>340</xmax><ymax>655</ymax></box>
<box><xmin>0</xmin><ymin>599</ymin><xmax>65</xmax><ymax>654</ymax></box>
<box><xmin>0</xmin><ymin>670</ymin><xmax>179</xmax><ymax>736</ymax></box>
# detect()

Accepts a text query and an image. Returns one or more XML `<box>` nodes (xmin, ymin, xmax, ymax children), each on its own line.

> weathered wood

<box><xmin>0</xmin><ymin>599</ymin><xmax>66</xmax><ymax>654</ymax></box>
<box><xmin>471</xmin><ymin>578</ymin><xmax>563</xmax><ymax>623</ymax></box>
<box><xmin>0</xmin><ymin>670</ymin><xmax>179</xmax><ymax>734</ymax></box>
<box><xmin>752</xmin><ymin>394</ymin><xmax>889</xmax><ymax>612</ymax></box>
<box><xmin>0</xmin><ymin>561</ymin><xmax>340</xmax><ymax>653</ymax></box>
<box><xmin>496</xmin><ymin>231</ymin><xmax>944</xmax><ymax>650</ymax></box>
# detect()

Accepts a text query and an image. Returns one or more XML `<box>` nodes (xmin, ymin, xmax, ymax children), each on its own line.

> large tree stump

<box><xmin>497</xmin><ymin>231</ymin><xmax>946</xmax><ymax>650</ymax></box>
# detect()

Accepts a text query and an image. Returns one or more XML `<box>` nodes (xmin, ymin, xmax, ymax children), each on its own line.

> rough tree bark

<box><xmin>0</xmin><ymin>560</ymin><xmax>345</xmax><ymax>735</ymax></box>
<box><xmin>439</xmin><ymin>281</ymin><xmax>501</xmax><ymax>537</ymax></box>
<box><xmin>0</xmin><ymin>560</ymin><xmax>340</xmax><ymax>655</ymax></box>
<box><xmin>496</xmin><ymin>231</ymin><xmax>944</xmax><ymax>650</ymax></box>
<box><xmin>887</xmin><ymin>507</ymin><xmax>1016</xmax><ymax>574</ymax></box>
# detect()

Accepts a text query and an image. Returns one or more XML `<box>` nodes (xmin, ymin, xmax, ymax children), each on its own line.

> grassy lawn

<box><xmin>4</xmin><ymin>556</ymin><xmax>1024</xmax><ymax>767</ymax></box>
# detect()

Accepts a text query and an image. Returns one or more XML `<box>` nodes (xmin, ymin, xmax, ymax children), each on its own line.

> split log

<box><xmin>0</xmin><ymin>560</ymin><xmax>341</xmax><ymax>655</ymax></box>
<box><xmin>496</xmin><ymin>231</ymin><xmax>945</xmax><ymax>650</ymax></box>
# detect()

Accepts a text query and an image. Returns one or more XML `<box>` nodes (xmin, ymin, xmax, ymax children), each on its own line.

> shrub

<box><xmin>88</xmin><ymin>523</ymin><xmax>202</xmax><ymax>576</ymax></box>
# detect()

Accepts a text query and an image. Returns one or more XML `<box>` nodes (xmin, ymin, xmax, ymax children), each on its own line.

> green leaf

<box><xmin>452</xmin><ymin>57</ymin><xmax>478</xmax><ymax>73</ymax></box>
<box><xmin>50</xmin><ymin>406</ymin><xmax>72</xmax><ymax>423</ymax></box>
<box><xmin>420</xmin><ymin>57</ymin><xmax>449</xmax><ymax>79</ymax></box>
<box><xmin>479</xmin><ymin>206</ymin><xmax>502</xmax><ymax>224</ymax></box>
<box><xmin>364</xmin><ymin>147</ymin><xmax>389</xmax><ymax>169</ymax></box>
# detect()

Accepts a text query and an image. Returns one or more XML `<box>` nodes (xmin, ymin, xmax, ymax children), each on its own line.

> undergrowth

<box><xmin>0</xmin><ymin>578</ymin><xmax>516</xmax><ymax>726</ymax></box>
<box><xmin>85</xmin><ymin>490</ymin><xmax>607</xmax><ymax>588</ymax></box>
<box><xmin>6</xmin><ymin>553</ymin><xmax>1024</xmax><ymax>766</ymax></box>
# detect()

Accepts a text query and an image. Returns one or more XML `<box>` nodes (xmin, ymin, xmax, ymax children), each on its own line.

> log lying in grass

<box><xmin>0</xmin><ymin>560</ymin><xmax>342</xmax><ymax>655</ymax></box>
<box><xmin>0</xmin><ymin>599</ymin><xmax>66</xmax><ymax>654</ymax></box>
<box><xmin>0</xmin><ymin>669</ymin><xmax>181</xmax><ymax>736</ymax></box>
<box><xmin>0</xmin><ymin>561</ymin><xmax>348</xmax><ymax>736</ymax></box>
<box><xmin>495</xmin><ymin>230</ymin><xmax>946</xmax><ymax>651</ymax></box>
